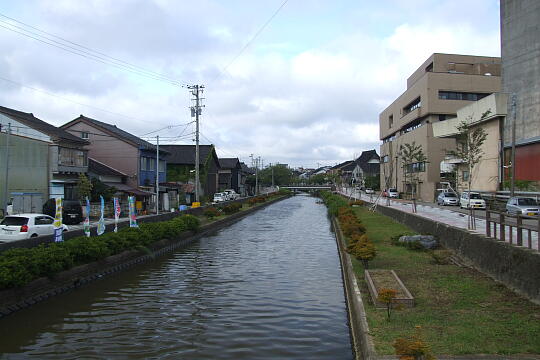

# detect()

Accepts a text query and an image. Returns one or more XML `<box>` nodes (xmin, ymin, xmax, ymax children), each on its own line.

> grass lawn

<box><xmin>350</xmin><ymin>206</ymin><xmax>540</xmax><ymax>355</ymax></box>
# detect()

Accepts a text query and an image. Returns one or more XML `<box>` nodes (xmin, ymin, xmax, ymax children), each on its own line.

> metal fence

<box><xmin>485</xmin><ymin>210</ymin><xmax>540</xmax><ymax>250</ymax></box>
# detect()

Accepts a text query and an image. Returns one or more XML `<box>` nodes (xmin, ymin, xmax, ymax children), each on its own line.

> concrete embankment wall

<box><xmin>375</xmin><ymin>205</ymin><xmax>540</xmax><ymax>304</ymax></box>
<box><xmin>332</xmin><ymin>218</ymin><xmax>376</xmax><ymax>360</ymax></box>
<box><xmin>0</xmin><ymin>196</ymin><xmax>287</xmax><ymax>318</ymax></box>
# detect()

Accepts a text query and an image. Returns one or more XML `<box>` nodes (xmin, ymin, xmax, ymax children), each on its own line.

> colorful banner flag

<box><xmin>97</xmin><ymin>195</ymin><xmax>105</xmax><ymax>235</ymax></box>
<box><xmin>84</xmin><ymin>197</ymin><xmax>91</xmax><ymax>237</ymax></box>
<box><xmin>114</xmin><ymin>197</ymin><xmax>121</xmax><ymax>233</ymax></box>
<box><xmin>53</xmin><ymin>197</ymin><xmax>63</xmax><ymax>242</ymax></box>
<box><xmin>128</xmin><ymin>196</ymin><xmax>138</xmax><ymax>228</ymax></box>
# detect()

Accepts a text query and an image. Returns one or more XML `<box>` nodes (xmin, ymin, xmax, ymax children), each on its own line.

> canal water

<box><xmin>0</xmin><ymin>195</ymin><xmax>353</xmax><ymax>359</ymax></box>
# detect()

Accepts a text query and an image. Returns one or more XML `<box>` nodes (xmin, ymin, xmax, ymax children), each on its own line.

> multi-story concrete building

<box><xmin>379</xmin><ymin>53</ymin><xmax>501</xmax><ymax>201</ymax></box>
<box><xmin>433</xmin><ymin>93</ymin><xmax>508</xmax><ymax>193</ymax></box>
<box><xmin>501</xmin><ymin>0</ymin><xmax>540</xmax><ymax>185</ymax></box>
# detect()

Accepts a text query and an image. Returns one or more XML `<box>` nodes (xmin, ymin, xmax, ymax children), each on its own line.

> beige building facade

<box><xmin>379</xmin><ymin>53</ymin><xmax>501</xmax><ymax>202</ymax></box>
<box><xmin>433</xmin><ymin>93</ymin><xmax>507</xmax><ymax>193</ymax></box>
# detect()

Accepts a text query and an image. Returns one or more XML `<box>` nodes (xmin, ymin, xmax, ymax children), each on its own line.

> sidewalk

<box><xmin>339</xmin><ymin>187</ymin><xmax>539</xmax><ymax>251</ymax></box>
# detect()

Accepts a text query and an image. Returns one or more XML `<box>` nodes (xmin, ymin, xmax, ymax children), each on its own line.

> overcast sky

<box><xmin>0</xmin><ymin>0</ymin><xmax>500</xmax><ymax>168</ymax></box>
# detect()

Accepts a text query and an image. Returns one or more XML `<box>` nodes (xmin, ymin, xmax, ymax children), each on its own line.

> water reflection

<box><xmin>0</xmin><ymin>195</ymin><xmax>353</xmax><ymax>359</ymax></box>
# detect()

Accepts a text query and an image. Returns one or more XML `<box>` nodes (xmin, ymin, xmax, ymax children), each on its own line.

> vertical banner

<box><xmin>114</xmin><ymin>197</ymin><xmax>121</xmax><ymax>233</ymax></box>
<box><xmin>97</xmin><ymin>195</ymin><xmax>105</xmax><ymax>235</ymax></box>
<box><xmin>84</xmin><ymin>197</ymin><xmax>91</xmax><ymax>238</ymax></box>
<box><xmin>129</xmin><ymin>196</ymin><xmax>138</xmax><ymax>228</ymax></box>
<box><xmin>53</xmin><ymin>197</ymin><xmax>63</xmax><ymax>242</ymax></box>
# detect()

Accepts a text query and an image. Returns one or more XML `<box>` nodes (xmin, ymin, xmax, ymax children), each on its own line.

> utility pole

<box><xmin>510</xmin><ymin>93</ymin><xmax>516</xmax><ymax>198</ymax></box>
<box><xmin>3</xmin><ymin>123</ymin><xmax>11</xmax><ymax>214</ymax></box>
<box><xmin>188</xmin><ymin>85</ymin><xmax>204</xmax><ymax>203</ymax></box>
<box><xmin>256</xmin><ymin>157</ymin><xmax>260</xmax><ymax>195</ymax></box>
<box><xmin>271</xmin><ymin>164</ymin><xmax>275</xmax><ymax>188</ymax></box>
<box><xmin>155</xmin><ymin>135</ymin><xmax>159</xmax><ymax>215</ymax></box>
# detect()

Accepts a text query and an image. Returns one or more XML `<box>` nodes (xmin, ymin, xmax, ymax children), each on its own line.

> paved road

<box><xmin>340</xmin><ymin>187</ymin><xmax>539</xmax><ymax>251</ymax></box>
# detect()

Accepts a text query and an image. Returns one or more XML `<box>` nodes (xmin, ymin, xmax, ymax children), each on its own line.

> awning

<box><xmin>104</xmin><ymin>182</ymin><xmax>154</xmax><ymax>196</ymax></box>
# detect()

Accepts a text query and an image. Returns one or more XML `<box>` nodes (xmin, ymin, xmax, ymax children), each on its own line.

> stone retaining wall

<box><xmin>0</xmin><ymin>196</ymin><xmax>287</xmax><ymax>318</ymax></box>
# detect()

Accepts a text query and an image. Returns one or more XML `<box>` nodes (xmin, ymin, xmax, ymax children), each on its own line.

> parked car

<box><xmin>506</xmin><ymin>197</ymin><xmax>540</xmax><ymax>216</ymax></box>
<box><xmin>437</xmin><ymin>191</ymin><xmax>459</xmax><ymax>206</ymax></box>
<box><xmin>459</xmin><ymin>191</ymin><xmax>486</xmax><ymax>209</ymax></box>
<box><xmin>42</xmin><ymin>199</ymin><xmax>83</xmax><ymax>225</ymax></box>
<box><xmin>213</xmin><ymin>193</ymin><xmax>226</xmax><ymax>203</ymax></box>
<box><xmin>0</xmin><ymin>214</ymin><xmax>69</xmax><ymax>242</ymax></box>
<box><xmin>387</xmin><ymin>188</ymin><xmax>399</xmax><ymax>198</ymax></box>
<box><xmin>364</xmin><ymin>188</ymin><xmax>374</xmax><ymax>194</ymax></box>
<box><xmin>223</xmin><ymin>189</ymin><xmax>240</xmax><ymax>200</ymax></box>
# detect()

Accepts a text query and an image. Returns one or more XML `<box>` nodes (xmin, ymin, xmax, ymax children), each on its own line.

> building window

<box><xmin>405</xmin><ymin>162</ymin><xmax>426</xmax><ymax>173</ymax></box>
<box><xmin>382</xmin><ymin>155</ymin><xmax>389</xmax><ymax>163</ymax></box>
<box><xmin>438</xmin><ymin>91</ymin><xmax>489</xmax><ymax>101</ymax></box>
<box><xmin>148</xmin><ymin>158</ymin><xmax>155</xmax><ymax>171</ymax></box>
<box><xmin>389</xmin><ymin>115</ymin><xmax>394</xmax><ymax>128</ymax></box>
<box><xmin>403</xmin><ymin>97</ymin><xmax>421</xmax><ymax>115</ymax></box>
<box><xmin>383</xmin><ymin>134</ymin><xmax>396</xmax><ymax>143</ymax></box>
<box><xmin>81</xmin><ymin>132</ymin><xmax>89</xmax><ymax>139</ymax></box>
<box><xmin>402</xmin><ymin>119</ymin><xmax>422</xmax><ymax>133</ymax></box>
<box><xmin>462</xmin><ymin>170</ymin><xmax>469</xmax><ymax>181</ymax></box>
<box><xmin>159</xmin><ymin>160</ymin><xmax>165</xmax><ymax>172</ymax></box>
<box><xmin>58</xmin><ymin>147</ymin><xmax>87</xmax><ymax>167</ymax></box>
<box><xmin>140</xmin><ymin>157</ymin><xmax>147</xmax><ymax>171</ymax></box>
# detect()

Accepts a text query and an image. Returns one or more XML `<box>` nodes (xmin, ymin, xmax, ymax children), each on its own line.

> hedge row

<box><xmin>320</xmin><ymin>191</ymin><xmax>376</xmax><ymax>267</ymax></box>
<box><xmin>0</xmin><ymin>215</ymin><xmax>200</xmax><ymax>289</ymax></box>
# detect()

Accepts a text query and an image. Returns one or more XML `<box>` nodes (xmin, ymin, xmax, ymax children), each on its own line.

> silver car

<box><xmin>506</xmin><ymin>197</ymin><xmax>540</xmax><ymax>216</ymax></box>
<box><xmin>437</xmin><ymin>191</ymin><xmax>459</xmax><ymax>206</ymax></box>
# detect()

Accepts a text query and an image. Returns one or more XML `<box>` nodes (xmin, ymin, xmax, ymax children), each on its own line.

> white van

<box><xmin>213</xmin><ymin>193</ymin><xmax>226</xmax><ymax>203</ymax></box>
<box><xmin>459</xmin><ymin>191</ymin><xmax>486</xmax><ymax>209</ymax></box>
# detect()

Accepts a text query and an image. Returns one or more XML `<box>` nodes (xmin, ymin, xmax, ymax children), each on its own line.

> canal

<box><xmin>0</xmin><ymin>195</ymin><xmax>353</xmax><ymax>359</ymax></box>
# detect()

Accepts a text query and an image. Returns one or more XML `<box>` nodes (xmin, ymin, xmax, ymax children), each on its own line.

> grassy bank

<box><xmin>350</xmin><ymin>205</ymin><xmax>540</xmax><ymax>355</ymax></box>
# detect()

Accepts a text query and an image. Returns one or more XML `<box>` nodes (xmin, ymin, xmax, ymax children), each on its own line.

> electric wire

<box><xmin>0</xmin><ymin>13</ymin><xmax>183</xmax><ymax>85</ymax></box>
<box><xmin>0</xmin><ymin>75</ymin><xmax>148</xmax><ymax>122</ymax></box>
<box><xmin>211</xmin><ymin>0</ymin><xmax>289</xmax><ymax>83</ymax></box>
<box><xmin>0</xmin><ymin>14</ymin><xmax>186</xmax><ymax>87</ymax></box>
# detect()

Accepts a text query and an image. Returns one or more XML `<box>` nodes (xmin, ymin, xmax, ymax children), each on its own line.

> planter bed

<box><xmin>365</xmin><ymin>269</ymin><xmax>414</xmax><ymax>309</ymax></box>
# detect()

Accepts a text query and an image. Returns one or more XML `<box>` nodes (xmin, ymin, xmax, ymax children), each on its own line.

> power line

<box><xmin>140</xmin><ymin>122</ymin><xmax>194</xmax><ymax>137</ymax></box>
<box><xmin>211</xmin><ymin>0</ymin><xmax>289</xmax><ymax>83</ymax></box>
<box><xmin>0</xmin><ymin>74</ymin><xmax>148</xmax><ymax>122</ymax></box>
<box><xmin>0</xmin><ymin>13</ymin><xmax>186</xmax><ymax>87</ymax></box>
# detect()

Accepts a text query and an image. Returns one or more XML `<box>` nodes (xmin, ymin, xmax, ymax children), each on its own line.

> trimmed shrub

<box><xmin>203</xmin><ymin>207</ymin><xmax>221</xmax><ymax>219</ymax></box>
<box><xmin>0</xmin><ymin>214</ymin><xmax>201</xmax><ymax>290</ymax></box>
<box><xmin>222</xmin><ymin>203</ymin><xmax>242</xmax><ymax>215</ymax></box>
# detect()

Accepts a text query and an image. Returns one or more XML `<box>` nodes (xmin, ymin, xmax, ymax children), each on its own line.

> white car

<box><xmin>223</xmin><ymin>189</ymin><xmax>239</xmax><ymax>200</ymax></box>
<box><xmin>0</xmin><ymin>214</ymin><xmax>69</xmax><ymax>242</ymax></box>
<box><xmin>459</xmin><ymin>192</ymin><xmax>486</xmax><ymax>210</ymax></box>
<box><xmin>364</xmin><ymin>188</ymin><xmax>375</xmax><ymax>194</ymax></box>
<box><xmin>387</xmin><ymin>188</ymin><xmax>399</xmax><ymax>198</ymax></box>
<box><xmin>213</xmin><ymin>193</ymin><xmax>226</xmax><ymax>203</ymax></box>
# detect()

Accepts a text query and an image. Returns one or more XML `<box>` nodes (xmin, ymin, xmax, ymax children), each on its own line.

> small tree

<box><xmin>76</xmin><ymin>173</ymin><xmax>93</xmax><ymax>202</ymax></box>
<box><xmin>448</xmin><ymin>118</ymin><xmax>487</xmax><ymax>229</ymax></box>
<box><xmin>398</xmin><ymin>142</ymin><xmax>427</xmax><ymax>213</ymax></box>
<box><xmin>378</xmin><ymin>288</ymin><xmax>398</xmax><ymax>320</ymax></box>
<box><xmin>349</xmin><ymin>238</ymin><xmax>376</xmax><ymax>268</ymax></box>
<box><xmin>393</xmin><ymin>326</ymin><xmax>435</xmax><ymax>360</ymax></box>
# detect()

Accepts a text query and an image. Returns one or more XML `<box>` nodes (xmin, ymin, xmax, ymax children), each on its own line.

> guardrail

<box><xmin>485</xmin><ymin>210</ymin><xmax>540</xmax><ymax>250</ymax></box>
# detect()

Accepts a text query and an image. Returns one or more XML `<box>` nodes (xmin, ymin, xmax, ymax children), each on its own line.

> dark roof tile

<box><xmin>0</xmin><ymin>105</ymin><xmax>88</xmax><ymax>144</ymax></box>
